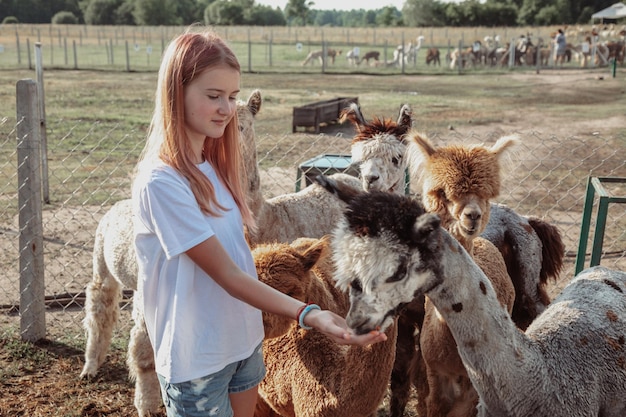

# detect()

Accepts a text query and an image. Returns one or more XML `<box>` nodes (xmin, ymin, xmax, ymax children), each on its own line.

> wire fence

<box><xmin>2</xmin><ymin>73</ymin><xmax>626</xmax><ymax>345</ymax></box>
<box><xmin>0</xmin><ymin>23</ymin><xmax>622</xmax><ymax>74</ymax></box>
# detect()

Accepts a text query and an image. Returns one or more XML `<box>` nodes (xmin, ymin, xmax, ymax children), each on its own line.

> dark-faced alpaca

<box><xmin>316</xmin><ymin>176</ymin><xmax>626</xmax><ymax>417</ymax></box>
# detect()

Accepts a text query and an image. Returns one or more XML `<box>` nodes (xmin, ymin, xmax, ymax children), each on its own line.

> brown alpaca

<box><xmin>408</xmin><ymin>132</ymin><xmax>517</xmax><ymax>417</ymax></box>
<box><xmin>358</xmin><ymin>50</ymin><xmax>380</xmax><ymax>65</ymax></box>
<box><xmin>425</xmin><ymin>47</ymin><xmax>441</xmax><ymax>66</ymax></box>
<box><xmin>254</xmin><ymin>237</ymin><xmax>397</xmax><ymax>417</ymax></box>
<box><xmin>301</xmin><ymin>48</ymin><xmax>342</xmax><ymax>65</ymax></box>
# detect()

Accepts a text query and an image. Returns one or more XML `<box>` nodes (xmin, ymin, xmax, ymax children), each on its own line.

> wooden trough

<box><xmin>292</xmin><ymin>97</ymin><xmax>359</xmax><ymax>133</ymax></box>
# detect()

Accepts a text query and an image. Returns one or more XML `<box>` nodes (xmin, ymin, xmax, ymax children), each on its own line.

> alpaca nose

<box><xmin>464</xmin><ymin>210</ymin><xmax>481</xmax><ymax>221</ymax></box>
<box><xmin>462</xmin><ymin>208</ymin><xmax>482</xmax><ymax>231</ymax></box>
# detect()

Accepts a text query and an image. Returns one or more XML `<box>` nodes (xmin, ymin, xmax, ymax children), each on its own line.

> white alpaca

<box><xmin>317</xmin><ymin>178</ymin><xmax>626</xmax><ymax>417</ymax></box>
<box><xmin>345</xmin><ymin>48</ymin><xmax>359</xmax><ymax>66</ymax></box>
<box><xmin>247</xmin><ymin>172</ymin><xmax>362</xmax><ymax>246</ymax></box>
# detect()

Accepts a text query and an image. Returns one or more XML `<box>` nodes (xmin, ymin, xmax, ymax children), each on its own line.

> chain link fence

<box><xmin>2</xmin><ymin>86</ymin><xmax>626</xmax><ymax>344</ymax></box>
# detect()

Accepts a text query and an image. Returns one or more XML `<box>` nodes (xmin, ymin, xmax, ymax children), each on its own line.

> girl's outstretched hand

<box><xmin>305</xmin><ymin>309</ymin><xmax>387</xmax><ymax>346</ymax></box>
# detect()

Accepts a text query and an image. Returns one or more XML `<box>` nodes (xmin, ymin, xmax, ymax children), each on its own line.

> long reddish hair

<box><xmin>137</xmin><ymin>28</ymin><xmax>254</xmax><ymax>228</ymax></box>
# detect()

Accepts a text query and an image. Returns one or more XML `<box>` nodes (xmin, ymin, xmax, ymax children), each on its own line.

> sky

<box><xmin>255</xmin><ymin>0</ymin><xmax>405</xmax><ymax>11</ymax></box>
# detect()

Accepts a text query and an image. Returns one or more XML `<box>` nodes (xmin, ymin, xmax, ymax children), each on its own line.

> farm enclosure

<box><xmin>0</xmin><ymin>23</ymin><xmax>621</xmax><ymax>73</ymax></box>
<box><xmin>1</xmin><ymin>67</ymin><xmax>626</xmax><ymax>416</ymax></box>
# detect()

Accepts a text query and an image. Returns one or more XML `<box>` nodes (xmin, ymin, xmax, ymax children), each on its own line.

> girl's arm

<box><xmin>186</xmin><ymin>236</ymin><xmax>386</xmax><ymax>346</ymax></box>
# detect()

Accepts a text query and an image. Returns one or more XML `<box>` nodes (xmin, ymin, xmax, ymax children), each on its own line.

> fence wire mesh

<box><xmin>1</xmin><ymin>115</ymin><xmax>626</xmax><ymax>342</ymax></box>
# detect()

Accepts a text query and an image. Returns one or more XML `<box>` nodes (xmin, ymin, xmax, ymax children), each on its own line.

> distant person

<box><xmin>131</xmin><ymin>28</ymin><xmax>387</xmax><ymax>417</ymax></box>
<box><xmin>554</xmin><ymin>29</ymin><xmax>567</xmax><ymax>66</ymax></box>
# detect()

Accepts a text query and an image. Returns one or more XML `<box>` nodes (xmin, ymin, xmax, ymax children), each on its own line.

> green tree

<box><xmin>205</xmin><ymin>0</ymin><xmax>245</xmax><ymax>25</ymax></box>
<box><xmin>403</xmin><ymin>0</ymin><xmax>446</xmax><ymax>27</ymax></box>
<box><xmin>133</xmin><ymin>0</ymin><xmax>181</xmax><ymax>25</ymax></box>
<box><xmin>376</xmin><ymin>6</ymin><xmax>402</xmax><ymax>26</ymax></box>
<box><xmin>313</xmin><ymin>9</ymin><xmax>338</xmax><ymax>26</ymax></box>
<box><xmin>480</xmin><ymin>2</ymin><xmax>518</xmax><ymax>26</ymax></box>
<box><xmin>245</xmin><ymin>5</ymin><xmax>286</xmax><ymax>25</ymax></box>
<box><xmin>115</xmin><ymin>0</ymin><xmax>136</xmax><ymax>24</ymax></box>
<box><xmin>52</xmin><ymin>10</ymin><xmax>79</xmax><ymax>23</ymax></box>
<box><xmin>534</xmin><ymin>4</ymin><xmax>560</xmax><ymax>25</ymax></box>
<box><xmin>80</xmin><ymin>0</ymin><xmax>124</xmax><ymax>25</ymax></box>
<box><xmin>285</xmin><ymin>0</ymin><xmax>313</xmax><ymax>25</ymax></box>
<box><xmin>363</xmin><ymin>10</ymin><xmax>377</xmax><ymax>26</ymax></box>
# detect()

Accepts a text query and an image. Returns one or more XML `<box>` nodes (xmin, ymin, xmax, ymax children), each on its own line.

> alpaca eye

<box><xmin>350</xmin><ymin>279</ymin><xmax>363</xmax><ymax>294</ymax></box>
<box><xmin>437</xmin><ymin>189</ymin><xmax>448</xmax><ymax>202</ymax></box>
<box><xmin>391</xmin><ymin>156</ymin><xmax>401</xmax><ymax>166</ymax></box>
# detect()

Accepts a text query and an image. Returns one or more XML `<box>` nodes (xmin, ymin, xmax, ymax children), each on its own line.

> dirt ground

<box><xmin>1</xmin><ymin>68</ymin><xmax>625</xmax><ymax>417</ymax></box>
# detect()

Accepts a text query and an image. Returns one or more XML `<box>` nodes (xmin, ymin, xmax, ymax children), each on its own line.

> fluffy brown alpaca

<box><xmin>254</xmin><ymin>237</ymin><xmax>397</xmax><ymax>417</ymax></box>
<box><xmin>408</xmin><ymin>131</ymin><xmax>516</xmax><ymax>417</ymax></box>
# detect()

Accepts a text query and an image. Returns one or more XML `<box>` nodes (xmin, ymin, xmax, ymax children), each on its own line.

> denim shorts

<box><xmin>157</xmin><ymin>343</ymin><xmax>266</xmax><ymax>417</ymax></box>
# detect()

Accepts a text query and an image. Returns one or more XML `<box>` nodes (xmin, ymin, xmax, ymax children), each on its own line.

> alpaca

<box><xmin>311</xmin><ymin>179</ymin><xmax>626</xmax><ymax>417</ymax></box>
<box><xmin>342</xmin><ymin>102</ymin><xmax>413</xmax><ymax>194</ymax></box>
<box><xmin>254</xmin><ymin>236</ymin><xmax>397</xmax><ymax>417</ymax></box>
<box><xmin>425</xmin><ymin>47</ymin><xmax>441</xmax><ymax>66</ymax></box>
<box><xmin>80</xmin><ymin>90</ymin><xmax>264</xmax><ymax>416</ymax></box>
<box><xmin>401</xmin><ymin>36</ymin><xmax>425</xmax><ymax>64</ymax></box>
<box><xmin>243</xmin><ymin>101</ymin><xmax>362</xmax><ymax>246</ymax></box>
<box><xmin>342</xmin><ymin>105</ymin><xmax>564</xmax><ymax>417</ymax></box>
<box><xmin>449</xmin><ymin>47</ymin><xmax>476</xmax><ymax>69</ymax></box>
<box><xmin>409</xmin><ymin>133</ymin><xmax>516</xmax><ymax>417</ymax></box>
<box><xmin>301</xmin><ymin>48</ymin><xmax>342</xmax><ymax>66</ymax></box>
<box><xmin>358</xmin><ymin>50</ymin><xmax>380</xmax><ymax>65</ymax></box>
<box><xmin>247</xmin><ymin>172</ymin><xmax>362</xmax><ymax>246</ymax></box>
<box><xmin>346</xmin><ymin>48</ymin><xmax>359</xmax><ymax>66</ymax></box>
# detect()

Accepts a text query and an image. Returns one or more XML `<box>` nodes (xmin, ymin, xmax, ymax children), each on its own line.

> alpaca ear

<box><xmin>412</xmin><ymin>213</ymin><xmax>441</xmax><ymax>243</ymax></box>
<box><xmin>313</xmin><ymin>174</ymin><xmax>362</xmax><ymax>205</ymax></box>
<box><xmin>299</xmin><ymin>237</ymin><xmax>328</xmax><ymax>271</ymax></box>
<box><xmin>340</xmin><ymin>102</ymin><xmax>366</xmax><ymax>129</ymax></box>
<box><xmin>397</xmin><ymin>104</ymin><xmax>413</xmax><ymax>132</ymax></box>
<box><xmin>406</xmin><ymin>130</ymin><xmax>435</xmax><ymax>181</ymax></box>
<box><xmin>490</xmin><ymin>134</ymin><xmax>520</xmax><ymax>171</ymax></box>
<box><xmin>491</xmin><ymin>134</ymin><xmax>519</xmax><ymax>156</ymax></box>
<box><xmin>247</xmin><ymin>89</ymin><xmax>262</xmax><ymax>117</ymax></box>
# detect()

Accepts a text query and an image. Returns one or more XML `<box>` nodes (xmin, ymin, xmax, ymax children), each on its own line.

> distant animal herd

<box><xmin>300</xmin><ymin>24</ymin><xmax>625</xmax><ymax>70</ymax></box>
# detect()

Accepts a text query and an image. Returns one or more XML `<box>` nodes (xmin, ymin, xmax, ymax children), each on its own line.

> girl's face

<box><xmin>183</xmin><ymin>65</ymin><xmax>240</xmax><ymax>143</ymax></box>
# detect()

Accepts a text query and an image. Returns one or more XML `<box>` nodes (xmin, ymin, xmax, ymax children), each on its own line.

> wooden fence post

<box><xmin>16</xmin><ymin>79</ymin><xmax>46</xmax><ymax>342</ymax></box>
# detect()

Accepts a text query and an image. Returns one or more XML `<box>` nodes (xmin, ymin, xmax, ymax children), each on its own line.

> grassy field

<box><xmin>1</xmin><ymin>66</ymin><xmax>625</xmax><ymax>416</ymax></box>
<box><xmin>0</xmin><ymin>23</ymin><xmax>590</xmax><ymax>72</ymax></box>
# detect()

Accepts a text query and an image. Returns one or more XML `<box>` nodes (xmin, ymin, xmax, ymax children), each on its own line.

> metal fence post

<box><xmin>16</xmin><ymin>79</ymin><xmax>46</xmax><ymax>342</ymax></box>
<box><xmin>35</xmin><ymin>42</ymin><xmax>49</xmax><ymax>204</ymax></box>
<box><xmin>575</xmin><ymin>176</ymin><xmax>626</xmax><ymax>275</ymax></box>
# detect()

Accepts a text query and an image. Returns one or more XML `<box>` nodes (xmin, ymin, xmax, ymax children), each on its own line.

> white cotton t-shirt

<box><xmin>132</xmin><ymin>160</ymin><xmax>264</xmax><ymax>384</ymax></box>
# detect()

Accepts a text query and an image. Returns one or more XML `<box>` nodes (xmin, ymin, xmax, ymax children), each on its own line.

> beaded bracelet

<box><xmin>297</xmin><ymin>303</ymin><xmax>321</xmax><ymax>330</ymax></box>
